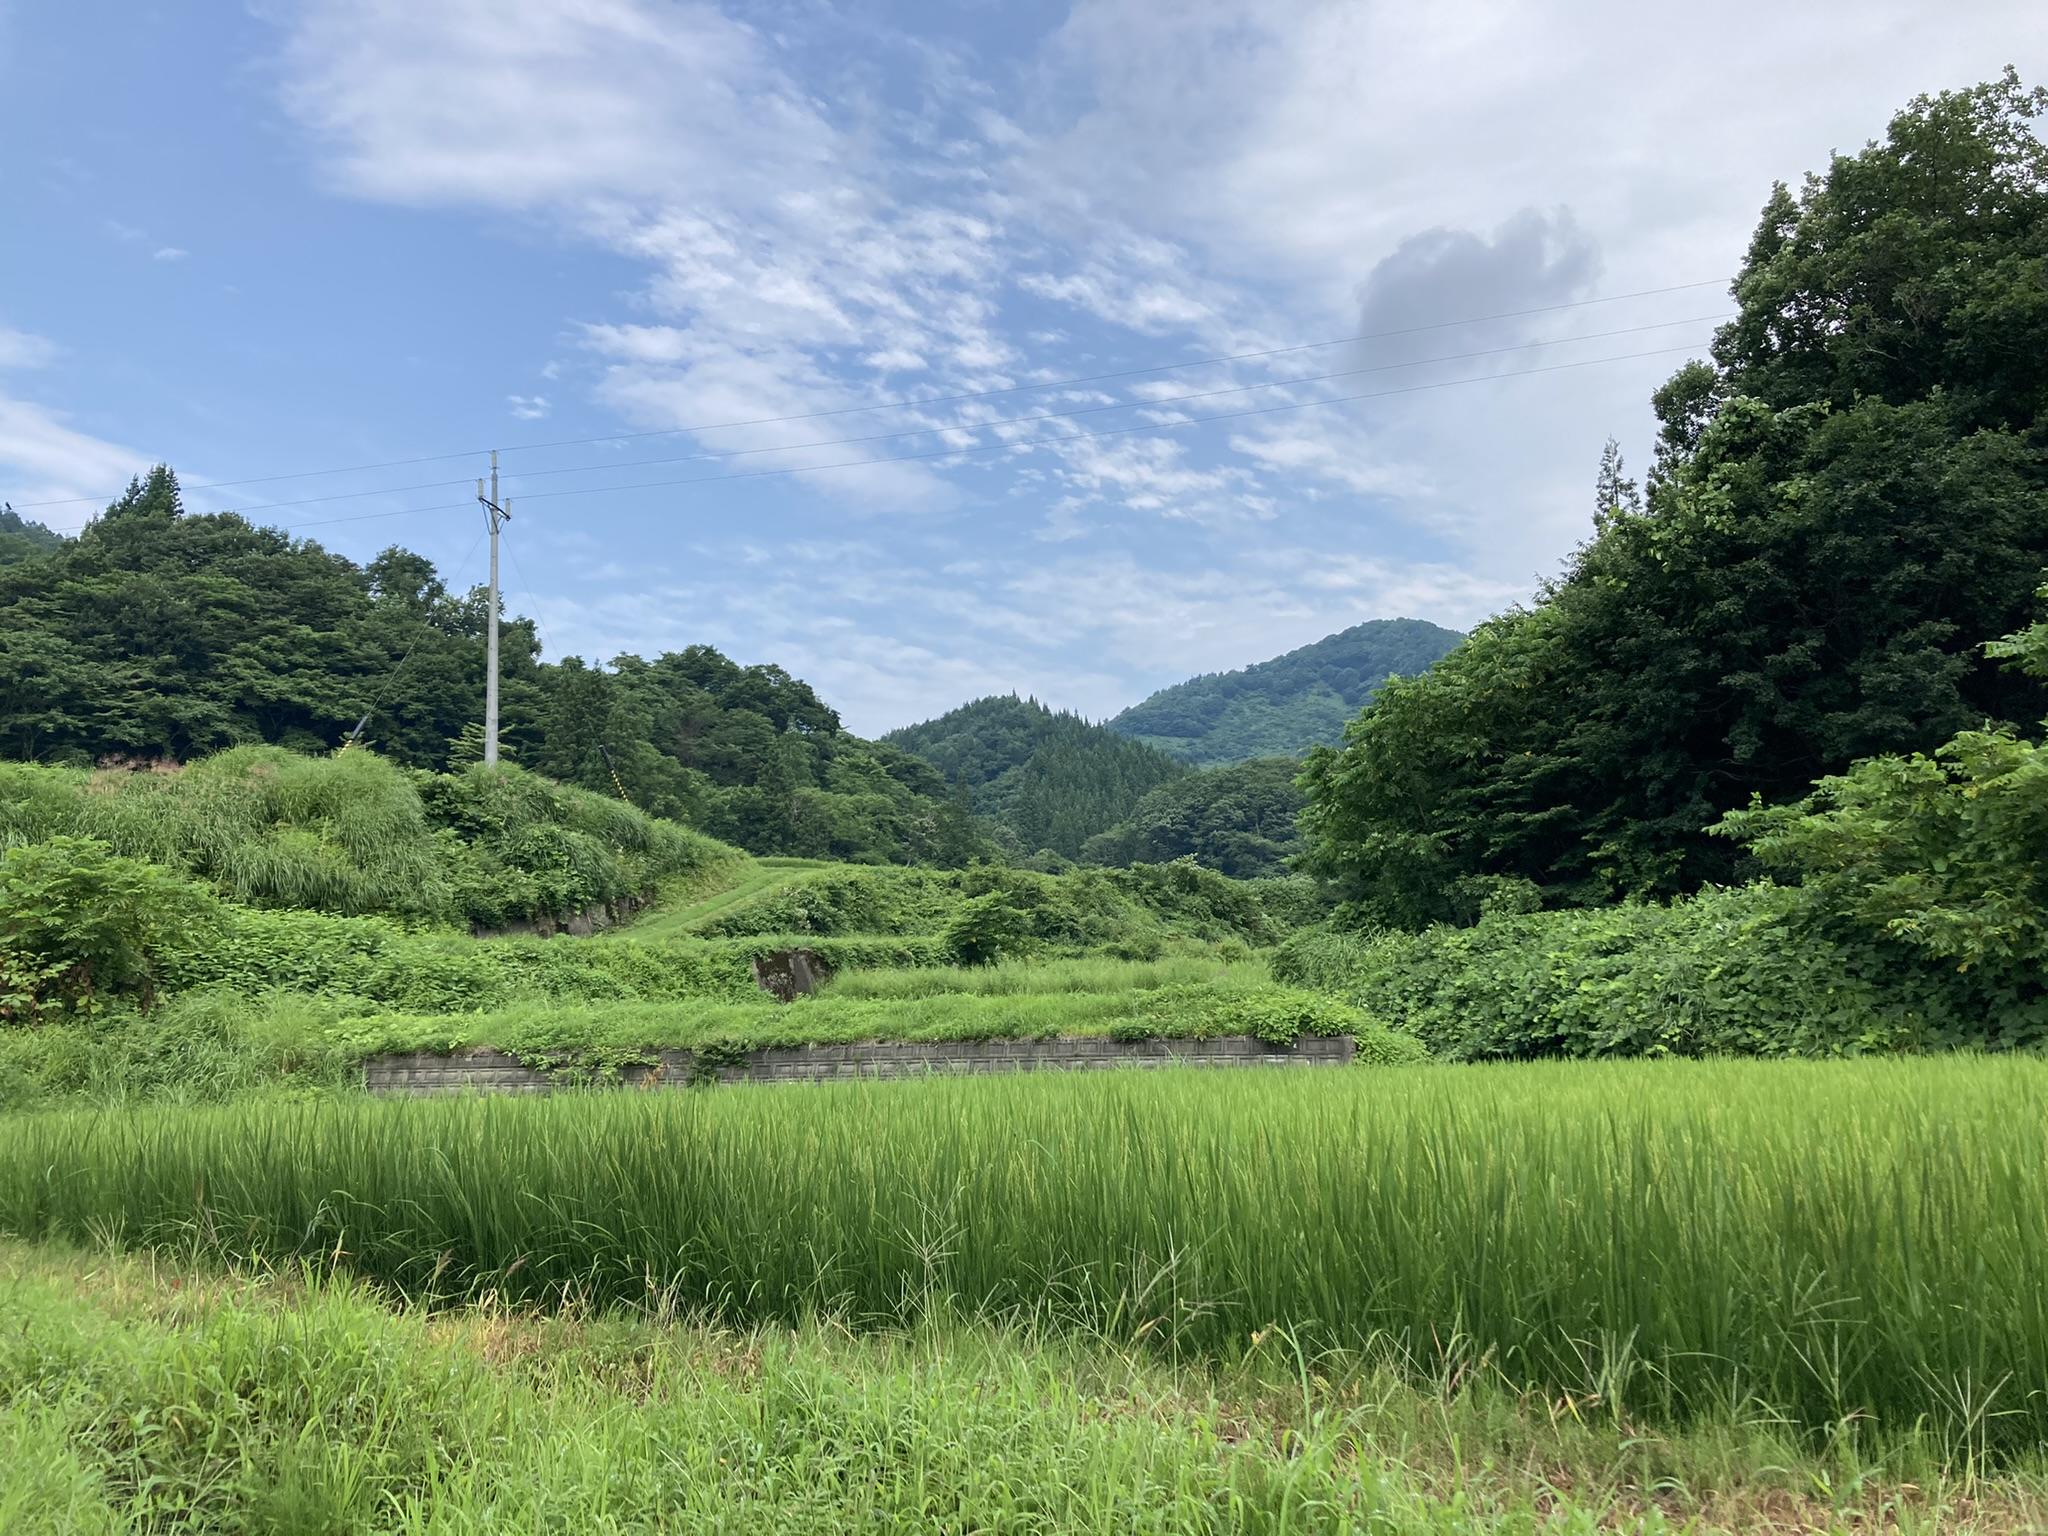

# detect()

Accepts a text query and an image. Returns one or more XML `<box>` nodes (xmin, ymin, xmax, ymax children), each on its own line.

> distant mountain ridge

<box><xmin>883</xmin><ymin>695</ymin><xmax>1185</xmax><ymax>861</ymax></box>
<box><xmin>1107</xmin><ymin>618</ymin><xmax>1464</xmax><ymax>765</ymax></box>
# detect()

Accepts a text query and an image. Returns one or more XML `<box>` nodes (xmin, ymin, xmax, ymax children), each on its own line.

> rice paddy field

<box><xmin>8</xmin><ymin>830</ymin><xmax>2048</xmax><ymax>1527</ymax></box>
<box><xmin>5</xmin><ymin>1057</ymin><xmax>2044</xmax><ymax>1473</ymax></box>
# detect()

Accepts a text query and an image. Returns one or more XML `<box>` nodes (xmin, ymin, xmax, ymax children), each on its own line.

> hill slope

<box><xmin>1108</xmin><ymin>618</ymin><xmax>1464</xmax><ymax>764</ymax></box>
<box><xmin>884</xmin><ymin>696</ymin><xmax>1185</xmax><ymax>860</ymax></box>
<box><xmin>0</xmin><ymin>468</ymin><xmax>980</xmax><ymax>866</ymax></box>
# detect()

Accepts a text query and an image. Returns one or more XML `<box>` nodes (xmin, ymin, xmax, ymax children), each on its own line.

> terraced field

<box><xmin>621</xmin><ymin>857</ymin><xmax>838</xmax><ymax>939</ymax></box>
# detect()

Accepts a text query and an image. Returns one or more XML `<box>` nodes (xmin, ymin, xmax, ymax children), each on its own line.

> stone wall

<box><xmin>363</xmin><ymin>1034</ymin><xmax>1354</xmax><ymax>1095</ymax></box>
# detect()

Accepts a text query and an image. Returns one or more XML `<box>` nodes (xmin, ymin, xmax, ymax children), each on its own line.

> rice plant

<box><xmin>3</xmin><ymin>1056</ymin><xmax>2044</xmax><ymax>1454</ymax></box>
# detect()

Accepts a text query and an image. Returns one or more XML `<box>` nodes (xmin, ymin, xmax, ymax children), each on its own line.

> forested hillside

<box><xmin>884</xmin><ymin>695</ymin><xmax>1186</xmax><ymax>861</ymax></box>
<box><xmin>1108</xmin><ymin>619</ymin><xmax>1463</xmax><ymax>764</ymax></box>
<box><xmin>1079</xmin><ymin>757</ymin><xmax>1306</xmax><ymax>878</ymax></box>
<box><xmin>0</xmin><ymin>507</ymin><xmax>60</xmax><ymax>564</ymax></box>
<box><xmin>0</xmin><ymin>472</ymin><xmax>980</xmax><ymax>865</ymax></box>
<box><xmin>1300</xmin><ymin>71</ymin><xmax>2048</xmax><ymax>928</ymax></box>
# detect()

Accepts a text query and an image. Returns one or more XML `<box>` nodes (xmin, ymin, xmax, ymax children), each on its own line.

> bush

<box><xmin>0</xmin><ymin>750</ymin><xmax>741</xmax><ymax>930</ymax></box>
<box><xmin>1275</xmin><ymin>884</ymin><xmax>2030</xmax><ymax>1060</ymax></box>
<box><xmin>942</xmin><ymin>892</ymin><xmax>1036</xmax><ymax>966</ymax></box>
<box><xmin>0</xmin><ymin>837</ymin><xmax>213</xmax><ymax>1022</ymax></box>
<box><xmin>1136</xmin><ymin>982</ymin><xmax>1371</xmax><ymax>1046</ymax></box>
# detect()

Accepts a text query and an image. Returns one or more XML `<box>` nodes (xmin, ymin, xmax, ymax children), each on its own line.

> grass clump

<box><xmin>16</xmin><ymin>1240</ymin><xmax>2033</xmax><ymax>1534</ymax></box>
<box><xmin>6</xmin><ymin>1058</ymin><xmax>2045</xmax><ymax>1457</ymax></box>
<box><xmin>0</xmin><ymin>748</ymin><xmax>743</xmax><ymax>929</ymax></box>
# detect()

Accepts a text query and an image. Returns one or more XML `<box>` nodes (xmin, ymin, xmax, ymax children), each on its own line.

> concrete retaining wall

<box><xmin>363</xmin><ymin>1034</ymin><xmax>1354</xmax><ymax>1095</ymax></box>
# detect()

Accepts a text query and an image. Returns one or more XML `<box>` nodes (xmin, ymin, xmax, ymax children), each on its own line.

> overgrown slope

<box><xmin>0</xmin><ymin>747</ymin><xmax>740</xmax><ymax>929</ymax></box>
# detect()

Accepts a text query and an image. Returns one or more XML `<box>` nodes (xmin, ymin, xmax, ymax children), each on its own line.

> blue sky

<box><xmin>1</xmin><ymin>2</ymin><xmax>2037</xmax><ymax>733</ymax></box>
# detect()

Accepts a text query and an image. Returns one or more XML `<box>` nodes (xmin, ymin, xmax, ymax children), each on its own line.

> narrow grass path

<box><xmin>621</xmin><ymin>858</ymin><xmax>838</xmax><ymax>940</ymax></box>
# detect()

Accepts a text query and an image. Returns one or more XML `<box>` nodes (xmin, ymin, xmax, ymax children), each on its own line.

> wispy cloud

<box><xmin>151</xmin><ymin>246</ymin><xmax>189</xmax><ymax>263</ymax></box>
<box><xmin>506</xmin><ymin>393</ymin><xmax>550</xmax><ymax>421</ymax></box>
<box><xmin>0</xmin><ymin>395</ymin><xmax>150</xmax><ymax>527</ymax></box>
<box><xmin>0</xmin><ymin>328</ymin><xmax>58</xmax><ymax>371</ymax></box>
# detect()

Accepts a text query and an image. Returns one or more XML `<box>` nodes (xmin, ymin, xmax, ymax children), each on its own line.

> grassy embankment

<box><xmin>13</xmin><ymin>1241</ymin><xmax>2042</xmax><ymax>1534</ymax></box>
<box><xmin>4</xmin><ymin>1058</ymin><xmax>2044</xmax><ymax>1460</ymax></box>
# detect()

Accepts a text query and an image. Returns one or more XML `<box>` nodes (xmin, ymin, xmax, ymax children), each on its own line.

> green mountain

<box><xmin>1108</xmin><ymin>618</ymin><xmax>1465</xmax><ymax>764</ymax></box>
<box><xmin>884</xmin><ymin>695</ymin><xmax>1186</xmax><ymax>861</ymax></box>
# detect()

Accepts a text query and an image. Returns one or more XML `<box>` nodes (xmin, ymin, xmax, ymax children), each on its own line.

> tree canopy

<box><xmin>885</xmin><ymin>695</ymin><xmax>1187</xmax><ymax>861</ymax></box>
<box><xmin>0</xmin><ymin>473</ymin><xmax>981</xmax><ymax>865</ymax></box>
<box><xmin>1301</xmin><ymin>71</ymin><xmax>2048</xmax><ymax>927</ymax></box>
<box><xmin>1080</xmin><ymin>757</ymin><xmax>1306</xmax><ymax>878</ymax></box>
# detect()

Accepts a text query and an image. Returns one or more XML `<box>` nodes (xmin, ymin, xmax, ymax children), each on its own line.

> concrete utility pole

<box><xmin>476</xmin><ymin>450</ymin><xmax>512</xmax><ymax>767</ymax></box>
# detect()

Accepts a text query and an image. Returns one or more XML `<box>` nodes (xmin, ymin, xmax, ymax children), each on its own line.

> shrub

<box><xmin>1137</xmin><ymin>982</ymin><xmax>1370</xmax><ymax>1046</ymax></box>
<box><xmin>0</xmin><ymin>750</ymin><xmax>741</xmax><ymax>930</ymax></box>
<box><xmin>942</xmin><ymin>892</ymin><xmax>1036</xmax><ymax>966</ymax></box>
<box><xmin>0</xmin><ymin>837</ymin><xmax>213</xmax><ymax>1022</ymax></box>
<box><xmin>1275</xmin><ymin>884</ymin><xmax>2025</xmax><ymax>1060</ymax></box>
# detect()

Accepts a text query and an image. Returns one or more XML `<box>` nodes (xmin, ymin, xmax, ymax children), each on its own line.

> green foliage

<box><xmin>0</xmin><ymin>990</ymin><xmax>356</xmax><ymax>1111</ymax></box>
<box><xmin>1715</xmin><ymin>589</ymin><xmax>2048</xmax><ymax>1021</ymax></box>
<box><xmin>14</xmin><ymin>1242</ymin><xmax>1952</xmax><ymax>1535</ymax></box>
<box><xmin>155</xmin><ymin>895</ymin><xmax>942</xmax><ymax>1017</ymax></box>
<box><xmin>11</xmin><ymin>1059</ymin><xmax>2048</xmax><ymax>1455</ymax></box>
<box><xmin>1108</xmin><ymin>618</ymin><xmax>1464</xmax><ymax>765</ymax></box>
<box><xmin>1080</xmin><ymin>756</ymin><xmax>1305</xmax><ymax>877</ymax></box>
<box><xmin>1301</xmin><ymin>74</ymin><xmax>2048</xmax><ymax>924</ymax></box>
<box><xmin>0</xmin><ymin>470</ymin><xmax>982</xmax><ymax>867</ymax></box>
<box><xmin>0</xmin><ymin>837</ymin><xmax>211</xmax><ymax>1022</ymax></box>
<box><xmin>941</xmin><ymin>891</ymin><xmax>1036</xmax><ymax>965</ymax></box>
<box><xmin>0</xmin><ymin>749</ymin><xmax>740</xmax><ymax>928</ymax></box>
<box><xmin>885</xmin><ymin>694</ymin><xmax>1186</xmax><ymax>859</ymax></box>
<box><xmin>0</xmin><ymin>505</ymin><xmax>61</xmax><ymax>566</ymax></box>
<box><xmin>673</xmin><ymin>857</ymin><xmax>1318</xmax><ymax>958</ymax></box>
<box><xmin>1135</xmin><ymin>981</ymin><xmax>1369</xmax><ymax>1045</ymax></box>
<box><xmin>1275</xmin><ymin>880</ymin><xmax>2041</xmax><ymax>1059</ymax></box>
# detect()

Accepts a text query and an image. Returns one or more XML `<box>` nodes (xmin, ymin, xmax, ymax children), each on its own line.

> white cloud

<box><xmin>264</xmin><ymin>0</ymin><xmax>2044</xmax><ymax>722</ymax></box>
<box><xmin>506</xmin><ymin>393</ymin><xmax>551</xmax><ymax>421</ymax></box>
<box><xmin>0</xmin><ymin>328</ymin><xmax>57</xmax><ymax>370</ymax></box>
<box><xmin>0</xmin><ymin>396</ymin><xmax>150</xmax><ymax>527</ymax></box>
<box><xmin>151</xmin><ymin>246</ymin><xmax>189</xmax><ymax>262</ymax></box>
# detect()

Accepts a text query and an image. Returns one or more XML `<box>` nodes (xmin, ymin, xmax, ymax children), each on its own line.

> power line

<box><xmin>74</xmin><ymin>312</ymin><xmax>1730</xmax><ymax>525</ymax></box>
<box><xmin>343</xmin><ymin>522</ymin><xmax>489</xmax><ymax>747</ymax></box>
<box><xmin>9</xmin><ymin>276</ymin><xmax>1731</xmax><ymax>511</ymax></box>
<box><xmin>275</xmin><ymin>337</ymin><xmax>1716</xmax><ymax>532</ymax></box>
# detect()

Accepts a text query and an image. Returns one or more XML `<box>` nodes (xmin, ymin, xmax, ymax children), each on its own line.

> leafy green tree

<box><xmin>1718</xmin><ymin>584</ymin><xmax>2048</xmax><ymax>1016</ymax></box>
<box><xmin>1303</xmin><ymin>73</ymin><xmax>2048</xmax><ymax>926</ymax></box>
<box><xmin>1081</xmin><ymin>757</ymin><xmax>1306</xmax><ymax>877</ymax></box>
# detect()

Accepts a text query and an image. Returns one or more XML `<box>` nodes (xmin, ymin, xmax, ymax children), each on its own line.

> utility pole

<box><xmin>476</xmin><ymin>450</ymin><xmax>512</xmax><ymax>767</ymax></box>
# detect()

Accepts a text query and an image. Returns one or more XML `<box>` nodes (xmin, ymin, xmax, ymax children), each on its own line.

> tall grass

<box><xmin>26</xmin><ymin>1241</ymin><xmax>2025</xmax><ymax>1533</ymax></box>
<box><xmin>3</xmin><ymin>1058</ymin><xmax>2044</xmax><ymax>1453</ymax></box>
<box><xmin>823</xmin><ymin>953</ymin><xmax>1267</xmax><ymax>999</ymax></box>
<box><xmin>0</xmin><ymin>748</ymin><xmax>741</xmax><ymax>925</ymax></box>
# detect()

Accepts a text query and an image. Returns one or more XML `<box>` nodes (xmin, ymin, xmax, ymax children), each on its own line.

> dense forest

<box><xmin>1301</xmin><ymin>70</ymin><xmax>2048</xmax><ymax>929</ymax></box>
<box><xmin>1109</xmin><ymin>619</ymin><xmax>1463</xmax><ymax>764</ymax></box>
<box><xmin>0</xmin><ymin>475</ymin><xmax>983</xmax><ymax>866</ymax></box>
<box><xmin>1078</xmin><ymin>757</ymin><xmax>1306</xmax><ymax>878</ymax></box>
<box><xmin>883</xmin><ymin>696</ymin><xmax>1187</xmax><ymax>861</ymax></box>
